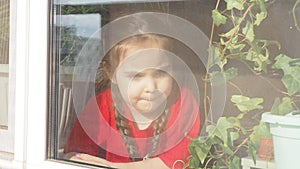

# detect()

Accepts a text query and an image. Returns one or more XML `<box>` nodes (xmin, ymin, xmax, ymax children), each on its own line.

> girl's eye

<box><xmin>133</xmin><ymin>73</ymin><xmax>143</xmax><ymax>79</ymax></box>
<box><xmin>154</xmin><ymin>70</ymin><xmax>168</xmax><ymax>78</ymax></box>
<box><xmin>126</xmin><ymin>72</ymin><xmax>143</xmax><ymax>79</ymax></box>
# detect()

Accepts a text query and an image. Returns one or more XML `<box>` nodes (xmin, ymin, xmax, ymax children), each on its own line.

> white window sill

<box><xmin>0</xmin><ymin>152</ymin><xmax>15</xmax><ymax>169</ymax></box>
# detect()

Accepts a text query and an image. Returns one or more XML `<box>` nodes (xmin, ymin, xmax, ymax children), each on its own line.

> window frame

<box><xmin>14</xmin><ymin>0</ymin><xmax>92</xmax><ymax>168</ymax></box>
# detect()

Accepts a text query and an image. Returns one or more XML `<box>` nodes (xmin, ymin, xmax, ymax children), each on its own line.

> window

<box><xmin>47</xmin><ymin>0</ymin><xmax>300</xmax><ymax>169</ymax></box>
<box><xmin>48</xmin><ymin>0</ymin><xmax>209</xmax><ymax>168</ymax></box>
<box><xmin>0</xmin><ymin>0</ymin><xmax>298</xmax><ymax>169</ymax></box>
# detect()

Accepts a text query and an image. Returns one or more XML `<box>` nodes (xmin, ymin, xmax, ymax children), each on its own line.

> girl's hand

<box><xmin>66</xmin><ymin>153</ymin><xmax>169</xmax><ymax>169</ymax></box>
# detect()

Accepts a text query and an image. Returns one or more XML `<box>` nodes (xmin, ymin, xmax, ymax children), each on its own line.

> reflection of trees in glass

<box><xmin>0</xmin><ymin>0</ymin><xmax>9</xmax><ymax>64</ymax></box>
<box><xmin>59</xmin><ymin>5</ymin><xmax>104</xmax><ymax>66</ymax></box>
<box><xmin>58</xmin><ymin>2</ymin><xmax>169</xmax><ymax>66</ymax></box>
<box><xmin>61</xmin><ymin>2</ymin><xmax>167</xmax><ymax>25</ymax></box>
<box><xmin>61</xmin><ymin>5</ymin><xmax>110</xmax><ymax>26</ymax></box>
<box><xmin>60</xmin><ymin>26</ymin><xmax>88</xmax><ymax>66</ymax></box>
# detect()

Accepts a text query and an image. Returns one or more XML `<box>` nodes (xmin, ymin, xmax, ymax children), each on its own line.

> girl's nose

<box><xmin>144</xmin><ymin>77</ymin><xmax>156</xmax><ymax>93</ymax></box>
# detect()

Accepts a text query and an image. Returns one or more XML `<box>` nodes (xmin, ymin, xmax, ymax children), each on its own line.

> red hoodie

<box><xmin>64</xmin><ymin>87</ymin><xmax>200</xmax><ymax>168</ymax></box>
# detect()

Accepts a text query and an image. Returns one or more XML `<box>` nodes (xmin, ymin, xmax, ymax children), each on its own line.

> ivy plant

<box><xmin>187</xmin><ymin>0</ymin><xmax>300</xmax><ymax>168</ymax></box>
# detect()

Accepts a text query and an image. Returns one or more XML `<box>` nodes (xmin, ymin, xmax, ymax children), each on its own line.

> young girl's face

<box><xmin>114</xmin><ymin>42</ymin><xmax>173</xmax><ymax>117</ymax></box>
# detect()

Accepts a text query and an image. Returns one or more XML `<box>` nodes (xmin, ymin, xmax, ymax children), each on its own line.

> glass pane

<box><xmin>49</xmin><ymin>0</ymin><xmax>300</xmax><ymax>168</ymax></box>
<box><xmin>49</xmin><ymin>1</ymin><xmax>208</xmax><ymax>167</ymax></box>
<box><xmin>0</xmin><ymin>0</ymin><xmax>10</xmax><ymax>129</ymax></box>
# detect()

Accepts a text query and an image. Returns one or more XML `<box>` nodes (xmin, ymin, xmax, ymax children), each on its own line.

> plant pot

<box><xmin>257</xmin><ymin>137</ymin><xmax>274</xmax><ymax>161</ymax></box>
<box><xmin>262</xmin><ymin>111</ymin><xmax>300</xmax><ymax>169</ymax></box>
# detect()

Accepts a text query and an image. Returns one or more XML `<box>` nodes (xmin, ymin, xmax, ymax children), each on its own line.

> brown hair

<box><xmin>95</xmin><ymin>33</ymin><xmax>176</xmax><ymax>161</ymax></box>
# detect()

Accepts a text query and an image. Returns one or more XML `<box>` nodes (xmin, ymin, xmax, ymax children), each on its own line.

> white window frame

<box><xmin>13</xmin><ymin>0</ymin><xmax>97</xmax><ymax>168</ymax></box>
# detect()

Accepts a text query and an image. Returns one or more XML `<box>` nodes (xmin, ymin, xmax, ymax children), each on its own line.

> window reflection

<box><xmin>55</xmin><ymin>12</ymin><xmax>101</xmax><ymax>155</ymax></box>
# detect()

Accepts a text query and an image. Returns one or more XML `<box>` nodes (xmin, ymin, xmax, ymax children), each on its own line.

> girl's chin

<box><xmin>135</xmin><ymin>101</ymin><xmax>165</xmax><ymax>115</ymax></box>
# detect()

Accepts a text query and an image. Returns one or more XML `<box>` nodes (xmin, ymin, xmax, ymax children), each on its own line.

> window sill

<box><xmin>0</xmin><ymin>151</ymin><xmax>14</xmax><ymax>169</ymax></box>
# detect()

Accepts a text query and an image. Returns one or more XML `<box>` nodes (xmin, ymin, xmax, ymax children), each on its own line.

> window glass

<box><xmin>49</xmin><ymin>0</ymin><xmax>300</xmax><ymax>168</ymax></box>
<box><xmin>0</xmin><ymin>0</ymin><xmax>10</xmax><ymax>130</ymax></box>
<box><xmin>49</xmin><ymin>1</ymin><xmax>208</xmax><ymax>167</ymax></box>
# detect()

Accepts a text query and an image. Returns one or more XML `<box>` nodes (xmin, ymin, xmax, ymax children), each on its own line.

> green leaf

<box><xmin>210</xmin><ymin>71</ymin><xmax>227</xmax><ymax>85</ymax></box>
<box><xmin>242</xmin><ymin>21</ymin><xmax>255</xmax><ymax>42</ymax></box>
<box><xmin>208</xmin><ymin>45</ymin><xmax>227</xmax><ymax>69</ymax></box>
<box><xmin>225</xmin><ymin>0</ymin><xmax>244</xmax><ymax>10</ymax></box>
<box><xmin>223</xmin><ymin>143</ymin><xmax>234</xmax><ymax>155</ymax></box>
<box><xmin>222</xmin><ymin>26</ymin><xmax>239</xmax><ymax>38</ymax></box>
<box><xmin>231</xmin><ymin>95</ymin><xmax>264</xmax><ymax>113</ymax></box>
<box><xmin>227</xmin><ymin>116</ymin><xmax>246</xmax><ymax>134</ymax></box>
<box><xmin>229</xmin><ymin>132</ymin><xmax>239</xmax><ymax>146</ymax></box>
<box><xmin>244</xmin><ymin>42</ymin><xmax>271</xmax><ymax>72</ymax></box>
<box><xmin>272</xmin><ymin>54</ymin><xmax>291</xmax><ymax>72</ymax></box>
<box><xmin>225</xmin><ymin>67</ymin><xmax>238</xmax><ymax>81</ymax></box>
<box><xmin>206</xmin><ymin>125</ymin><xmax>216</xmax><ymax>136</ymax></box>
<box><xmin>270</xmin><ymin>97</ymin><xmax>294</xmax><ymax>115</ymax></box>
<box><xmin>195</xmin><ymin>146</ymin><xmax>209</xmax><ymax>164</ymax></box>
<box><xmin>282</xmin><ymin>74</ymin><xmax>300</xmax><ymax>95</ymax></box>
<box><xmin>210</xmin><ymin>68</ymin><xmax>237</xmax><ymax>85</ymax></box>
<box><xmin>254</xmin><ymin>53</ymin><xmax>270</xmax><ymax>72</ymax></box>
<box><xmin>188</xmin><ymin>156</ymin><xmax>200</xmax><ymax>168</ymax></box>
<box><xmin>247</xmin><ymin>141</ymin><xmax>257</xmax><ymax>165</ymax></box>
<box><xmin>254</xmin><ymin>12</ymin><xmax>267</xmax><ymax>26</ymax></box>
<box><xmin>215</xmin><ymin>117</ymin><xmax>231</xmax><ymax>145</ymax></box>
<box><xmin>249</xmin><ymin>0</ymin><xmax>268</xmax><ymax>27</ymax></box>
<box><xmin>224</xmin><ymin>35</ymin><xmax>246</xmax><ymax>54</ymax></box>
<box><xmin>229</xmin><ymin>156</ymin><xmax>241</xmax><ymax>169</ymax></box>
<box><xmin>212</xmin><ymin>9</ymin><xmax>227</xmax><ymax>26</ymax></box>
<box><xmin>188</xmin><ymin>141</ymin><xmax>201</xmax><ymax>167</ymax></box>
<box><xmin>228</xmin><ymin>43</ymin><xmax>246</xmax><ymax>55</ymax></box>
<box><xmin>273</xmin><ymin>54</ymin><xmax>300</xmax><ymax>95</ymax></box>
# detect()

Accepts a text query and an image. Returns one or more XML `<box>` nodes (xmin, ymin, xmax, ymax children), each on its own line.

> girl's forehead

<box><xmin>122</xmin><ymin>41</ymin><xmax>163</xmax><ymax>58</ymax></box>
<box><xmin>118</xmin><ymin>48</ymin><xmax>172</xmax><ymax>71</ymax></box>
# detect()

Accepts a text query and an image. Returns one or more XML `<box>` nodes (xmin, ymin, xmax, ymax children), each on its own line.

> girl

<box><xmin>64</xmin><ymin>33</ymin><xmax>200</xmax><ymax>169</ymax></box>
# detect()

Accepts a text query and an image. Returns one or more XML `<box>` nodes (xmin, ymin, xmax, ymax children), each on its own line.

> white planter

<box><xmin>262</xmin><ymin>112</ymin><xmax>300</xmax><ymax>169</ymax></box>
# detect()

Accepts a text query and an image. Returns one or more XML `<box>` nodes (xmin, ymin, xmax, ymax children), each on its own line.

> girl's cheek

<box><xmin>163</xmin><ymin>78</ymin><xmax>173</xmax><ymax>95</ymax></box>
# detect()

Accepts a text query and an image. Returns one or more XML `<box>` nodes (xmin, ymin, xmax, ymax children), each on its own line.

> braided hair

<box><xmin>114</xmin><ymin>106</ymin><xmax>169</xmax><ymax>161</ymax></box>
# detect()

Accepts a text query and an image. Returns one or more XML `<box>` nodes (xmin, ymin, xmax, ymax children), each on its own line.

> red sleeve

<box><xmin>64</xmin><ymin>89</ymin><xmax>113</xmax><ymax>156</ymax></box>
<box><xmin>64</xmin><ymin>119</ymin><xmax>101</xmax><ymax>156</ymax></box>
<box><xmin>158</xmin><ymin>88</ymin><xmax>200</xmax><ymax>168</ymax></box>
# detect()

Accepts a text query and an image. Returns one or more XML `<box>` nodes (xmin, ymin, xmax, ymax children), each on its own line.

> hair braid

<box><xmin>114</xmin><ymin>107</ymin><xmax>169</xmax><ymax>161</ymax></box>
<box><xmin>114</xmin><ymin>109</ymin><xmax>139</xmax><ymax>161</ymax></box>
<box><xmin>146</xmin><ymin>108</ymin><xmax>169</xmax><ymax>159</ymax></box>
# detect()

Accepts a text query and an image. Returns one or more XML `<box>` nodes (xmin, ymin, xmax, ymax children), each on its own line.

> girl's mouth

<box><xmin>144</xmin><ymin>90</ymin><xmax>165</xmax><ymax>101</ymax></box>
